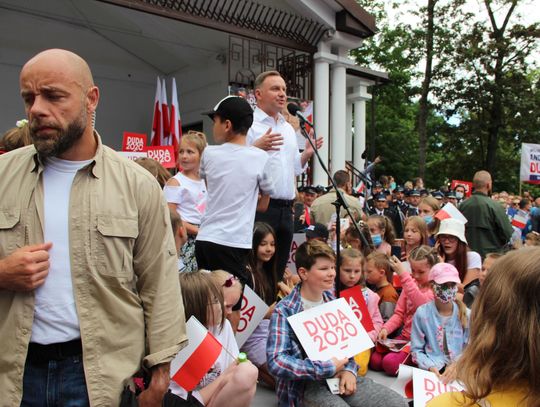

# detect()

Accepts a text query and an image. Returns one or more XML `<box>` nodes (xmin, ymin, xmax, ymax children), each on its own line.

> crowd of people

<box><xmin>1</xmin><ymin>49</ymin><xmax>539</xmax><ymax>407</ymax></box>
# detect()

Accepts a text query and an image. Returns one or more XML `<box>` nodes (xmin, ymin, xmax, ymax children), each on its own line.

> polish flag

<box><xmin>170</xmin><ymin>317</ymin><xmax>222</xmax><ymax>391</ymax></box>
<box><xmin>170</xmin><ymin>78</ymin><xmax>182</xmax><ymax>165</ymax></box>
<box><xmin>435</xmin><ymin>203</ymin><xmax>468</xmax><ymax>224</ymax></box>
<box><xmin>511</xmin><ymin>214</ymin><xmax>527</xmax><ymax>229</ymax></box>
<box><xmin>150</xmin><ymin>77</ymin><xmax>162</xmax><ymax>146</ymax></box>
<box><xmin>391</xmin><ymin>364</ymin><xmax>414</xmax><ymax>399</ymax></box>
<box><xmin>161</xmin><ymin>78</ymin><xmax>170</xmax><ymax>145</ymax></box>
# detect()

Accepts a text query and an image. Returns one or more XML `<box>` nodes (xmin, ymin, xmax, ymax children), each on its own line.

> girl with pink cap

<box><xmin>411</xmin><ymin>263</ymin><xmax>470</xmax><ymax>383</ymax></box>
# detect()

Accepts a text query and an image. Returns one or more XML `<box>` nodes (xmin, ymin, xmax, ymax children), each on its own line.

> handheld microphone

<box><xmin>287</xmin><ymin>103</ymin><xmax>314</xmax><ymax>127</ymax></box>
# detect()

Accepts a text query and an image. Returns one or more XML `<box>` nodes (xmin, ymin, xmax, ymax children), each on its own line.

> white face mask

<box><xmin>455</xmin><ymin>192</ymin><xmax>464</xmax><ymax>199</ymax></box>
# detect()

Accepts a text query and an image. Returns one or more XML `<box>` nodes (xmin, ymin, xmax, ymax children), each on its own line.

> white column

<box><xmin>345</xmin><ymin>102</ymin><xmax>353</xmax><ymax>162</ymax></box>
<box><xmin>353</xmin><ymin>99</ymin><xmax>366</xmax><ymax>171</ymax></box>
<box><xmin>313</xmin><ymin>57</ymin><xmax>330</xmax><ymax>186</ymax></box>
<box><xmin>330</xmin><ymin>63</ymin><xmax>347</xmax><ymax>174</ymax></box>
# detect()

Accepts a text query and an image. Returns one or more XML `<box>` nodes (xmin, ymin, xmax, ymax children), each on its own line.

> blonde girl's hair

<box><xmin>419</xmin><ymin>196</ymin><xmax>440</xmax><ymax>213</ymax></box>
<box><xmin>181</xmin><ymin>130</ymin><xmax>207</xmax><ymax>156</ymax></box>
<box><xmin>403</xmin><ymin>216</ymin><xmax>429</xmax><ymax>247</ymax></box>
<box><xmin>408</xmin><ymin>245</ymin><xmax>439</xmax><ymax>267</ymax></box>
<box><xmin>340</xmin><ymin>248</ymin><xmax>365</xmax><ymax>287</ymax></box>
<box><xmin>455</xmin><ymin>297</ymin><xmax>468</xmax><ymax>329</ymax></box>
<box><xmin>179</xmin><ymin>271</ymin><xmax>225</xmax><ymax>331</ymax></box>
<box><xmin>457</xmin><ymin>247</ymin><xmax>540</xmax><ymax>406</ymax></box>
<box><xmin>367</xmin><ymin>215</ymin><xmax>395</xmax><ymax>245</ymax></box>
<box><xmin>210</xmin><ymin>269</ymin><xmax>244</xmax><ymax>299</ymax></box>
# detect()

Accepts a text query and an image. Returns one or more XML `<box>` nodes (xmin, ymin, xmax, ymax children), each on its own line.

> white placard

<box><xmin>116</xmin><ymin>151</ymin><xmax>147</xmax><ymax>161</ymax></box>
<box><xmin>235</xmin><ymin>286</ymin><xmax>269</xmax><ymax>347</ymax></box>
<box><xmin>287</xmin><ymin>298</ymin><xmax>373</xmax><ymax>361</ymax></box>
<box><xmin>286</xmin><ymin>233</ymin><xmax>306</xmax><ymax>274</ymax></box>
<box><xmin>520</xmin><ymin>143</ymin><xmax>540</xmax><ymax>184</ymax></box>
<box><xmin>412</xmin><ymin>367</ymin><xmax>464</xmax><ymax>407</ymax></box>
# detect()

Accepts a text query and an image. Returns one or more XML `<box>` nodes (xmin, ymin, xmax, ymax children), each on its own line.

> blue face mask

<box><xmin>390</xmin><ymin>182</ymin><xmax>396</xmax><ymax>191</ymax></box>
<box><xmin>422</xmin><ymin>215</ymin><xmax>433</xmax><ymax>224</ymax></box>
<box><xmin>371</xmin><ymin>234</ymin><xmax>383</xmax><ymax>247</ymax></box>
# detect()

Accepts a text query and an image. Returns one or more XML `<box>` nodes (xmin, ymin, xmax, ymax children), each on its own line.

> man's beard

<box><xmin>30</xmin><ymin>114</ymin><xmax>87</xmax><ymax>158</ymax></box>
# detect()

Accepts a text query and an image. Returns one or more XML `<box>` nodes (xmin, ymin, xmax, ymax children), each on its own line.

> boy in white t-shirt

<box><xmin>195</xmin><ymin>96</ymin><xmax>275</xmax><ymax>322</ymax></box>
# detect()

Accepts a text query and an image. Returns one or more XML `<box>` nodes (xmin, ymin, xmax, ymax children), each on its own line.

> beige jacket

<box><xmin>0</xmin><ymin>134</ymin><xmax>187</xmax><ymax>406</ymax></box>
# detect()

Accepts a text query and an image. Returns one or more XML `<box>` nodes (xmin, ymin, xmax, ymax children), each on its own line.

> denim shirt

<box><xmin>411</xmin><ymin>301</ymin><xmax>470</xmax><ymax>371</ymax></box>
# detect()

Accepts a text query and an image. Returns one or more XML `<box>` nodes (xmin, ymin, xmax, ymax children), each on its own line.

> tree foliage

<box><xmin>352</xmin><ymin>0</ymin><xmax>539</xmax><ymax>192</ymax></box>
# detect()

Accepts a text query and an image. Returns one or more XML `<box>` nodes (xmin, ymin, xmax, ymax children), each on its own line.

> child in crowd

<box><xmin>339</xmin><ymin>248</ymin><xmax>383</xmax><ymax>376</ymax></box>
<box><xmin>367</xmin><ymin>215</ymin><xmax>395</xmax><ymax>256</ymax></box>
<box><xmin>402</xmin><ymin>216</ymin><xmax>428</xmax><ymax>260</ymax></box>
<box><xmin>411</xmin><ymin>263</ymin><xmax>470</xmax><ymax>383</ymax></box>
<box><xmin>428</xmin><ymin>247</ymin><xmax>540</xmax><ymax>406</ymax></box>
<box><xmin>209</xmin><ymin>270</ymin><xmax>243</xmax><ymax>319</ymax></box>
<box><xmin>169</xmin><ymin>208</ymin><xmax>187</xmax><ymax>270</ymax></box>
<box><xmin>370</xmin><ymin>245</ymin><xmax>437</xmax><ymax>376</ymax></box>
<box><xmin>343</xmin><ymin>222</ymin><xmax>374</xmax><ymax>257</ymax></box>
<box><xmin>169</xmin><ymin>271</ymin><xmax>257</xmax><ymax>407</ymax></box>
<box><xmin>478</xmin><ymin>252</ymin><xmax>502</xmax><ymax>286</ymax></box>
<box><xmin>242</xmin><ymin>222</ymin><xmax>279</xmax><ymax>388</ymax></box>
<box><xmin>435</xmin><ymin>218</ymin><xmax>481</xmax><ymax>307</ymax></box>
<box><xmin>195</xmin><ymin>96</ymin><xmax>275</xmax><ymax>321</ymax></box>
<box><xmin>418</xmin><ymin>196</ymin><xmax>440</xmax><ymax>245</ymax></box>
<box><xmin>134</xmin><ymin>157</ymin><xmax>172</xmax><ymax>188</ymax></box>
<box><xmin>365</xmin><ymin>252</ymin><xmax>399</xmax><ymax>322</ymax></box>
<box><xmin>267</xmin><ymin>240</ymin><xmax>407</xmax><ymax>407</ymax></box>
<box><xmin>164</xmin><ymin>130</ymin><xmax>208</xmax><ymax>272</ymax></box>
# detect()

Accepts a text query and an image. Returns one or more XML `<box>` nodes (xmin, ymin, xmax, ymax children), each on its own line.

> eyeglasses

<box><xmin>438</xmin><ymin>235</ymin><xmax>458</xmax><ymax>242</ymax></box>
<box><xmin>223</xmin><ymin>275</ymin><xmax>238</xmax><ymax>287</ymax></box>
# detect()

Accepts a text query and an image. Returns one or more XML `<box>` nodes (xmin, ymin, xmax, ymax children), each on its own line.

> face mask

<box><xmin>422</xmin><ymin>215</ymin><xmax>433</xmax><ymax>224</ymax></box>
<box><xmin>455</xmin><ymin>192</ymin><xmax>464</xmax><ymax>199</ymax></box>
<box><xmin>433</xmin><ymin>283</ymin><xmax>458</xmax><ymax>304</ymax></box>
<box><xmin>390</xmin><ymin>182</ymin><xmax>396</xmax><ymax>191</ymax></box>
<box><xmin>371</xmin><ymin>234</ymin><xmax>383</xmax><ymax>247</ymax></box>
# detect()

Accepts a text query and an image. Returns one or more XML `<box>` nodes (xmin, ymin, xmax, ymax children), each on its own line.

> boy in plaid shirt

<box><xmin>266</xmin><ymin>240</ymin><xmax>407</xmax><ymax>407</ymax></box>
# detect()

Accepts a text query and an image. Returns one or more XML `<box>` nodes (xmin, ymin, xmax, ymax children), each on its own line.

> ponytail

<box><xmin>455</xmin><ymin>298</ymin><xmax>469</xmax><ymax>329</ymax></box>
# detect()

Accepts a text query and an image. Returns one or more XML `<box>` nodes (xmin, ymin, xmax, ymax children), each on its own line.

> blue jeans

<box><xmin>21</xmin><ymin>355</ymin><xmax>89</xmax><ymax>407</ymax></box>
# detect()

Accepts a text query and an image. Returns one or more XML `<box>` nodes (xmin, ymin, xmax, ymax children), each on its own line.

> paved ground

<box><xmin>252</xmin><ymin>370</ymin><xmax>401</xmax><ymax>406</ymax></box>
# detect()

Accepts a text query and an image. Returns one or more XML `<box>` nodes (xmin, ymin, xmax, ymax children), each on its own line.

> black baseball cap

<box><xmin>204</xmin><ymin>96</ymin><xmax>253</xmax><ymax>128</ymax></box>
<box><xmin>305</xmin><ymin>223</ymin><xmax>329</xmax><ymax>240</ymax></box>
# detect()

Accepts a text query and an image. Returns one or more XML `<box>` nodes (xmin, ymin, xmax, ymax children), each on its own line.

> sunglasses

<box><xmin>223</xmin><ymin>275</ymin><xmax>238</xmax><ymax>287</ymax></box>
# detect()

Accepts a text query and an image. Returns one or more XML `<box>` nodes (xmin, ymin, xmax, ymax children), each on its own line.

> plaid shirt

<box><xmin>267</xmin><ymin>284</ymin><xmax>357</xmax><ymax>407</ymax></box>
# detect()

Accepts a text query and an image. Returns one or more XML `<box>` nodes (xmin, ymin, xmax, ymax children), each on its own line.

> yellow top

<box><xmin>427</xmin><ymin>388</ymin><xmax>529</xmax><ymax>407</ymax></box>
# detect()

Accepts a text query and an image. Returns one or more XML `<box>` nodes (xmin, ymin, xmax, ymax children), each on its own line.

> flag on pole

<box><xmin>161</xmin><ymin>78</ymin><xmax>170</xmax><ymax>146</ymax></box>
<box><xmin>435</xmin><ymin>203</ymin><xmax>468</xmax><ymax>224</ymax></box>
<box><xmin>170</xmin><ymin>317</ymin><xmax>223</xmax><ymax>391</ymax></box>
<box><xmin>150</xmin><ymin>77</ymin><xmax>162</xmax><ymax>146</ymax></box>
<box><xmin>170</xmin><ymin>78</ymin><xmax>182</xmax><ymax>163</ymax></box>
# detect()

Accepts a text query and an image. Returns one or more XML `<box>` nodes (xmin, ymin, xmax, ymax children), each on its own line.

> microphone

<box><xmin>287</xmin><ymin>103</ymin><xmax>314</xmax><ymax>127</ymax></box>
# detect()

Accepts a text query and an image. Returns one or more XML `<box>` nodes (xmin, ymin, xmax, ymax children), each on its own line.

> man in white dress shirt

<box><xmin>247</xmin><ymin>71</ymin><xmax>322</xmax><ymax>280</ymax></box>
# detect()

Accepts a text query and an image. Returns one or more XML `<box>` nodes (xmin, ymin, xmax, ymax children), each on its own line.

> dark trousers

<box><xmin>21</xmin><ymin>353</ymin><xmax>89</xmax><ymax>407</ymax></box>
<box><xmin>256</xmin><ymin>201</ymin><xmax>294</xmax><ymax>281</ymax></box>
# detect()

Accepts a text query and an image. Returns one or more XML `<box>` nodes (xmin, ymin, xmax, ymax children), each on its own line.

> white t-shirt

<box><xmin>448</xmin><ymin>251</ymin><xmax>482</xmax><ymax>270</ymax></box>
<box><xmin>247</xmin><ymin>107</ymin><xmax>305</xmax><ymax>200</ymax></box>
<box><xmin>163</xmin><ymin>172</ymin><xmax>207</xmax><ymax>225</ymax></box>
<box><xmin>196</xmin><ymin>143</ymin><xmax>274</xmax><ymax>249</ymax></box>
<box><xmin>31</xmin><ymin>157</ymin><xmax>92</xmax><ymax>344</ymax></box>
<box><xmin>169</xmin><ymin>320</ymin><xmax>239</xmax><ymax>404</ymax></box>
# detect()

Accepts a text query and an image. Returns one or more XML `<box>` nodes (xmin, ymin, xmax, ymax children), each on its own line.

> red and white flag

<box><xmin>161</xmin><ymin>78</ymin><xmax>170</xmax><ymax>145</ymax></box>
<box><xmin>150</xmin><ymin>77</ymin><xmax>162</xmax><ymax>146</ymax></box>
<box><xmin>512</xmin><ymin>214</ymin><xmax>527</xmax><ymax>229</ymax></box>
<box><xmin>170</xmin><ymin>78</ymin><xmax>182</xmax><ymax>162</ymax></box>
<box><xmin>170</xmin><ymin>317</ymin><xmax>222</xmax><ymax>391</ymax></box>
<box><xmin>435</xmin><ymin>202</ymin><xmax>468</xmax><ymax>224</ymax></box>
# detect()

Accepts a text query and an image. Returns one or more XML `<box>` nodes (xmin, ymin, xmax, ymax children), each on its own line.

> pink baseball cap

<box><xmin>429</xmin><ymin>263</ymin><xmax>461</xmax><ymax>284</ymax></box>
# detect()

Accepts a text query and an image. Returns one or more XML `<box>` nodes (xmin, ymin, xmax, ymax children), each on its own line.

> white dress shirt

<box><xmin>247</xmin><ymin>107</ymin><xmax>306</xmax><ymax>200</ymax></box>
